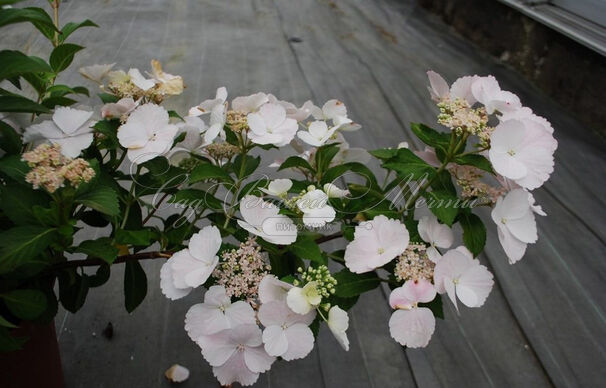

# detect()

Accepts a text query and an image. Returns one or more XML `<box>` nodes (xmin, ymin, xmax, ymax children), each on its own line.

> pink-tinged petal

<box><xmin>282</xmin><ymin>324</ymin><xmax>314</xmax><ymax>360</ymax></box>
<box><xmin>189</xmin><ymin>225</ymin><xmax>222</xmax><ymax>262</ymax></box>
<box><xmin>426</xmin><ymin>71</ymin><xmax>450</xmax><ymax>101</ymax></box>
<box><xmin>327</xmin><ymin>306</ymin><xmax>349</xmax><ymax>351</ymax></box>
<box><xmin>170</xmin><ymin>249</ymin><xmax>217</xmax><ymax>288</ymax></box>
<box><xmin>258</xmin><ymin>275</ymin><xmax>293</xmax><ymax>303</ymax></box>
<box><xmin>159</xmin><ymin>259</ymin><xmax>191</xmax><ymax>300</ymax></box>
<box><xmin>418</xmin><ymin>215</ymin><xmax>453</xmax><ymax>249</ymax></box>
<box><xmin>52</xmin><ymin>107</ymin><xmax>93</xmax><ymax>135</ymax></box>
<box><xmin>197</xmin><ymin>330</ymin><xmax>237</xmax><ymax>367</ymax></box>
<box><xmin>184</xmin><ymin>256</ymin><xmax>218</xmax><ymax>288</ymax></box>
<box><xmin>389</xmin><ymin>307</ymin><xmax>435</xmax><ymax>348</ymax></box>
<box><xmin>225</xmin><ymin>301</ymin><xmax>256</xmax><ymax>326</ymax></box>
<box><xmin>444</xmin><ymin>279</ymin><xmax>458</xmax><ymax>311</ymax></box>
<box><xmin>497</xmin><ymin>226</ymin><xmax>527</xmax><ymax>264</ymax></box>
<box><xmin>258</xmin><ymin>301</ymin><xmax>290</xmax><ymax>326</ymax></box>
<box><xmin>457</xmin><ymin>265</ymin><xmax>494</xmax><ymax>308</ymax></box>
<box><xmin>262</xmin><ymin>325</ymin><xmax>289</xmax><ymax>357</ymax></box>
<box><xmin>426</xmin><ymin>245</ymin><xmax>442</xmax><ymax>263</ymax></box>
<box><xmin>344</xmin><ymin>238</ymin><xmax>376</xmax><ymax>273</ymax></box>
<box><xmin>389</xmin><ymin>286</ymin><xmax>414</xmax><ymax>309</ymax></box>
<box><xmin>24</xmin><ymin>120</ymin><xmax>63</xmax><ymax>142</ymax></box>
<box><xmin>204</xmin><ymin>285</ymin><xmax>230</xmax><ymax>306</ymax></box>
<box><xmin>212</xmin><ymin>352</ymin><xmax>259</xmax><ymax>387</ymax></box>
<box><xmin>259</xmin><ymin>103</ymin><xmax>287</xmax><ymax>129</ymax></box>
<box><xmin>403</xmin><ymin>279</ymin><xmax>437</xmax><ymax>304</ymax></box>
<box><xmin>184</xmin><ymin>303</ymin><xmax>230</xmax><ymax>339</ymax></box>
<box><xmin>243</xmin><ymin>345</ymin><xmax>275</xmax><ymax>373</ymax></box>
<box><xmin>52</xmin><ymin>133</ymin><xmax>93</xmax><ymax>158</ymax></box>
<box><xmin>232</xmin><ymin>92</ymin><xmax>269</xmax><ymax>113</ymax></box>
<box><xmin>117</xmin><ymin>121</ymin><xmax>148</xmax><ymax>149</ymax></box>
<box><xmin>450</xmin><ymin>75</ymin><xmax>478</xmax><ymax>104</ymax></box>
<box><xmin>507</xmin><ymin>211</ymin><xmax>538</xmax><ymax>243</ymax></box>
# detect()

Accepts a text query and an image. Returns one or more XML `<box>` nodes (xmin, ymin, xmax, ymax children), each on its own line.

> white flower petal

<box><xmin>389</xmin><ymin>307</ymin><xmax>435</xmax><ymax>348</ymax></box>
<box><xmin>159</xmin><ymin>259</ymin><xmax>192</xmax><ymax>300</ymax></box>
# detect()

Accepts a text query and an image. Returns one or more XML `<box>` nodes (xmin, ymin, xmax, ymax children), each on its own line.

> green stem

<box><xmin>120</xmin><ymin>166</ymin><xmax>141</xmax><ymax>229</ymax></box>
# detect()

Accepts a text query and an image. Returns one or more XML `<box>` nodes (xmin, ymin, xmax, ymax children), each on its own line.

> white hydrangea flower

<box><xmin>247</xmin><ymin>104</ymin><xmax>298</xmax><ymax>146</ymax></box>
<box><xmin>323</xmin><ymin>183</ymin><xmax>349</xmax><ymax>198</ymax></box>
<box><xmin>327</xmin><ymin>306</ymin><xmax>350</xmax><ymax>351</ymax></box>
<box><xmin>297</xmin><ymin>120</ymin><xmax>339</xmax><ymax>147</ymax></box>
<box><xmin>388</xmin><ymin>279</ymin><xmax>436</xmax><ymax>348</ymax></box>
<box><xmin>296</xmin><ymin>189</ymin><xmax>336</xmax><ymax>227</ymax></box>
<box><xmin>79</xmin><ymin>63</ymin><xmax>115</xmax><ymax>83</ymax></box>
<box><xmin>23</xmin><ymin>106</ymin><xmax>96</xmax><ymax>158</ymax></box>
<box><xmin>117</xmin><ymin>104</ymin><xmax>178</xmax><ymax>164</ymax></box>
<box><xmin>259</xmin><ymin>178</ymin><xmax>292</xmax><ymax>197</ymax></box>
<box><xmin>418</xmin><ymin>214</ymin><xmax>454</xmax><ymax>262</ymax></box>
<box><xmin>286</xmin><ymin>282</ymin><xmax>322</xmax><ymax>315</ymax></box>
<box><xmin>237</xmin><ymin>195</ymin><xmax>297</xmax><ymax>245</ymax></box>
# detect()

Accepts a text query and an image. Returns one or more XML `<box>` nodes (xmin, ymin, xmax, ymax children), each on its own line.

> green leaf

<box><xmin>49</xmin><ymin>43</ymin><xmax>84</xmax><ymax>73</ymax></box>
<box><xmin>0</xmin><ymin>95</ymin><xmax>50</xmax><ymax>114</ymax></box>
<box><xmin>47</xmin><ymin>84</ymin><xmax>89</xmax><ymax>97</ymax></box>
<box><xmin>93</xmin><ymin>119</ymin><xmax>120</xmax><ymax>149</ymax></box>
<box><xmin>333</xmin><ymin>269</ymin><xmax>381</xmax><ymax>298</ymax></box>
<box><xmin>58</xmin><ymin>271</ymin><xmax>89</xmax><ymax>313</ymax></box>
<box><xmin>190</xmin><ymin>163</ymin><xmax>234</xmax><ymax>184</ymax></box>
<box><xmin>232</xmin><ymin>154</ymin><xmax>260</xmax><ymax>179</ymax></box>
<box><xmin>167</xmin><ymin>109</ymin><xmax>183</xmax><ymax>121</ymax></box>
<box><xmin>0</xmin><ymin>50</ymin><xmax>51</xmax><ymax>81</ymax></box>
<box><xmin>288</xmin><ymin>236</ymin><xmax>326</xmax><ymax>264</ymax></box>
<box><xmin>382</xmin><ymin>148</ymin><xmax>436</xmax><ymax>180</ymax></box>
<box><xmin>0</xmin><ymin>154</ymin><xmax>29</xmax><ymax>183</ymax></box>
<box><xmin>0</xmin><ymin>121</ymin><xmax>22</xmax><ymax>154</ymax></box>
<box><xmin>98</xmin><ymin>93</ymin><xmax>119</xmax><ymax>104</ymax></box>
<box><xmin>0</xmin><ymin>7</ymin><xmax>57</xmax><ymax>35</ymax></box>
<box><xmin>0</xmin><ymin>184</ymin><xmax>51</xmax><ymax>225</ymax></box>
<box><xmin>0</xmin><ymin>226</ymin><xmax>57</xmax><ymax>274</ymax></box>
<box><xmin>80</xmin><ymin>209</ymin><xmax>110</xmax><ymax>227</ymax></box>
<box><xmin>314</xmin><ymin>143</ymin><xmax>340</xmax><ymax>173</ymax></box>
<box><xmin>369</xmin><ymin>148</ymin><xmax>399</xmax><ymax>161</ymax></box>
<box><xmin>0</xmin><ymin>327</ymin><xmax>27</xmax><ymax>352</ymax></box>
<box><xmin>0</xmin><ymin>314</ymin><xmax>17</xmax><ymax>328</ymax></box>
<box><xmin>115</xmin><ymin>229</ymin><xmax>152</xmax><ymax>246</ymax></box>
<box><xmin>2</xmin><ymin>289</ymin><xmax>47</xmax><ymax>320</ymax></box>
<box><xmin>453</xmin><ymin>154</ymin><xmax>494</xmax><ymax>174</ymax></box>
<box><xmin>278</xmin><ymin>156</ymin><xmax>314</xmax><ymax>173</ymax></box>
<box><xmin>88</xmin><ymin>264</ymin><xmax>111</xmax><ymax>288</ymax></box>
<box><xmin>321</xmin><ymin>162</ymin><xmax>379</xmax><ymax>189</ymax></box>
<box><xmin>459</xmin><ymin>211</ymin><xmax>486</xmax><ymax>256</ymax></box>
<box><xmin>41</xmin><ymin>95</ymin><xmax>77</xmax><ymax>109</ymax></box>
<box><xmin>58</xmin><ymin>19</ymin><xmax>98</xmax><ymax>43</ymax></box>
<box><xmin>410</xmin><ymin>123</ymin><xmax>451</xmax><ymax>154</ymax></box>
<box><xmin>75</xmin><ymin>238</ymin><xmax>119</xmax><ymax>264</ymax></box>
<box><xmin>124</xmin><ymin>261</ymin><xmax>147</xmax><ymax>313</ymax></box>
<box><xmin>423</xmin><ymin>190</ymin><xmax>459</xmax><ymax>226</ymax></box>
<box><xmin>75</xmin><ymin>186</ymin><xmax>119</xmax><ymax>216</ymax></box>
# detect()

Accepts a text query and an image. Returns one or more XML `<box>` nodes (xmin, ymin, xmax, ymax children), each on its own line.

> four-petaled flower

<box><xmin>247</xmin><ymin>103</ymin><xmax>298</xmax><ymax>146</ymax></box>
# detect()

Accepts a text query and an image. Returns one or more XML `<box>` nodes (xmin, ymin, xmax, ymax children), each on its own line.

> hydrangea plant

<box><xmin>0</xmin><ymin>1</ymin><xmax>557</xmax><ymax>386</ymax></box>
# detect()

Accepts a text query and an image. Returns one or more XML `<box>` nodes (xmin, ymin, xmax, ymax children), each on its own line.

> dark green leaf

<box><xmin>0</xmin><ymin>50</ymin><xmax>51</xmax><ymax>81</ymax></box>
<box><xmin>75</xmin><ymin>238</ymin><xmax>119</xmax><ymax>264</ymax></box>
<box><xmin>0</xmin><ymin>154</ymin><xmax>29</xmax><ymax>183</ymax></box>
<box><xmin>168</xmin><ymin>188</ymin><xmax>224</xmax><ymax>210</ymax></box>
<box><xmin>0</xmin><ymin>95</ymin><xmax>50</xmax><ymax>114</ymax></box>
<box><xmin>278</xmin><ymin>156</ymin><xmax>314</xmax><ymax>173</ymax></box>
<box><xmin>124</xmin><ymin>261</ymin><xmax>147</xmax><ymax>313</ymax></box>
<box><xmin>190</xmin><ymin>163</ymin><xmax>234</xmax><ymax>184</ymax></box>
<box><xmin>453</xmin><ymin>154</ymin><xmax>494</xmax><ymax>174</ymax></box>
<box><xmin>232</xmin><ymin>154</ymin><xmax>260</xmax><ymax>179</ymax></box>
<box><xmin>314</xmin><ymin>143</ymin><xmax>340</xmax><ymax>173</ymax></box>
<box><xmin>115</xmin><ymin>229</ymin><xmax>152</xmax><ymax>246</ymax></box>
<box><xmin>75</xmin><ymin>186</ymin><xmax>119</xmax><ymax>216</ymax></box>
<box><xmin>49</xmin><ymin>43</ymin><xmax>84</xmax><ymax>73</ymax></box>
<box><xmin>369</xmin><ymin>148</ymin><xmax>399</xmax><ymax>161</ymax></box>
<box><xmin>333</xmin><ymin>269</ymin><xmax>381</xmax><ymax>297</ymax></box>
<box><xmin>459</xmin><ymin>211</ymin><xmax>486</xmax><ymax>256</ymax></box>
<box><xmin>423</xmin><ymin>190</ymin><xmax>459</xmax><ymax>226</ymax></box>
<box><xmin>0</xmin><ymin>327</ymin><xmax>27</xmax><ymax>352</ymax></box>
<box><xmin>0</xmin><ymin>226</ymin><xmax>57</xmax><ymax>274</ymax></box>
<box><xmin>58</xmin><ymin>19</ymin><xmax>98</xmax><ymax>43</ymax></box>
<box><xmin>2</xmin><ymin>289</ymin><xmax>47</xmax><ymax>320</ymax></box>
<box><xmin>58</xmin><ymin>271</ymin><xmax>89</xmax><ymax>313</ymax></box>
<box><xmin>382</xmin><ymin>148</ymin><xmax>436</xmax><ymax>180</ymax></box>
<box><xmin>0</xmin><ymin>7</ymin><xmax>57</xmax><ymax>35</ymax></box>
<box><xmin>0</xmin><ymin>184</ymin><xmax>52</xmax><ymax>225</ymax></box>
<box><xmin>167</xmin><ymin>109</ymin><xmax>183</xmax><ymax>121</ymax></box>
<box><xmin>410</xmin><ymin>123</ymin><xmax>451</xmax><ymax>154</ymax></box>
<box><xmin>88</xmin><ymin>264</ymin><xmax>111</xmax><ymax>288</ymax></box>
<box><xmin>288</xmin><ymin>236</ymin><xmax>326</xmax><ymax>264</ymax></box>
<box><xmin>321</xmin><ymin>162</ymin><xmax>379</xmax><ymax>189</ymax></box>
<box><xmin>80</xmin><ymin>209</ymin><xmax>110</xmax><ymax>227</ymax></box>
<box><xmin>41</xmin><ymin>95</ymin><xmax>77</xmax><ymax>109</ymax></box>
<box><xmin>0</xmin><ymin>121</ymin><xmax>21</xmax><ymax>154</ymax></box>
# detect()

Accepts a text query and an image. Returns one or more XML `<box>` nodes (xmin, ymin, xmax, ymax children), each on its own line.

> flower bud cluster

<box><xmin>437</xmin><ymin>98</ymin><xmax>488</xmax><ymax>136</ymax></box>
<box><xmin>205</xmin><ymin>142</ymin><xmax>239</xmax><ymax>160</ymax></box>
<box><xmin>449</xmin><ymin>164</ymin><xmax>504</xmax><ymax>205</ymax></box>
<box><xmin>394</xmin><ymin>243</ymin><xmax>435</xmax><ymax>282</ymax></box>
<box><xmin>22</xmin><ymin>144</ymin><xmax>95</xmax><ymax>193</ymax></box>
<box><xmin>212</xmin><ymin>237</ymin><xmax>271</xmax><ymax>306</ymax></box>
<box><xmin>226</xmin><ymin>110</ymin><xmax>249</xmax><ymax>133</ymax></box>
<box><xmin>294</xmin><ymin>265</ymin><xmax>337</xmax><ymax>299</ymax></box>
